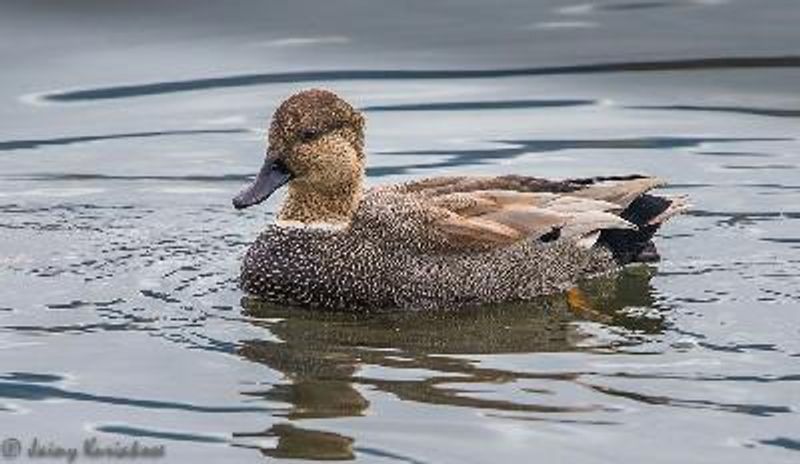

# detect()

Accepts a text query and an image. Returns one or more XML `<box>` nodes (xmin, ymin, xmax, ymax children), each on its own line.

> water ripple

<box><xmin>760</xmin><ymin>437</ymin><xmax>800</xmax><ymax>452</ymax></box>
<box><xmin>632</xmin><ymin>104</ymin><xmax>800</xmax><ymax>119</ymax></box>
<box><xmin>96</xmin><ymin>424</ymin><xmax>228</xmax><ymax>444</ymax></box>
<box><xmin>363</xmin><ymin>99</ymin><xmax>596</xmax><ymax>112</ymax></box>
<box><xmin>374</xmin><ymin>136</ymin><xmax>787</xmax><ymax>175</ymax></box>
<box><xmin>0</xmin><ymin>379</ymin><xmax>272</xmax><ymax>413</ymax></box>
<box><xmin>6</xmin><ymin>173</ymin><xmax>251</xmax><ymax>183</ymax></box>
<box><xmin>36</xmin><ymin>56</ymin><xmax>800</xmax><ymax>102</ymax></box>
<box><xmin>585</xmin><ymin>383</ymin><xmax>792</xmax><ymax>417</ymax></box>
<box><xmin>0</xmin><ymin>129</ymin><xmax>248</xmax><ymax>152</ymax></box>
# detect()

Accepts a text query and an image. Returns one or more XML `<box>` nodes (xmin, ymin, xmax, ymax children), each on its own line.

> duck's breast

<box><xmin>240</xmin><ymin>225</ymin><xmax>396</xmax><ymax>309</ymax></box>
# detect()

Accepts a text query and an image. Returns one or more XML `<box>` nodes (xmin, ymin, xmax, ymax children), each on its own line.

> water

<box><xmin>1</xmin><ymin>0</ymin><xmax>799</xmax><ymax>462</ymax></box>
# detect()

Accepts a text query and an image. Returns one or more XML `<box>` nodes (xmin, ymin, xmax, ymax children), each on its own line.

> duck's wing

<box><xmin>377</xmin><ymin>175</ymin><xmax>575</xmax><ymax>196</ymax></box>
<box><xmin>424</xmin><ymin>189</ymin><xmax>637</xmax><ymax>250</ymax></box>
<box><xmin>370</xmin><ymin>174</ymin><xmax>687</xmax><ymax>253</ymax></box>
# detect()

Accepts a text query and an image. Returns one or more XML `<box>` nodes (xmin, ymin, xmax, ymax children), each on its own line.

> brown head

<box><xmin>233</xmin><ymin>89</ymin><xmax>366</xmax><ymax>225</ymax></box>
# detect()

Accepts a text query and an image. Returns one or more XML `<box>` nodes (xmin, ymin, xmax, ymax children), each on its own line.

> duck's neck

<box><xmin>278</xmin><ymin>179</ymin><xmax>363</xmax><ymax>227</ymax></box>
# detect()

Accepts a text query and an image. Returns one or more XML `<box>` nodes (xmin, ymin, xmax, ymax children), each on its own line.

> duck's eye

<box><xmin>299</xmin><ymin>128</ymin><xmax>319</xmax><ymax>143</ymax></box>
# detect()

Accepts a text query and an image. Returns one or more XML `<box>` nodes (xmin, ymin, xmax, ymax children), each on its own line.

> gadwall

<box><xmin>233</xmin><ymin>89</ymin><xmax>688</xmax><ymax>310</ymax></box>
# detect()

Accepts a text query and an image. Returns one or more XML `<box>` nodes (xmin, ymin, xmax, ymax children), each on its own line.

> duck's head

<box><xmin>233</xmin><ymin>89</ymin><xmax>366</xmax><ymax>225</ymax></box>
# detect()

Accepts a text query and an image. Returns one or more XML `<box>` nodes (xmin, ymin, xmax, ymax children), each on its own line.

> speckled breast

<box><xmin>239</xmin><ymin>223</ymin><xmax>617</xmax><ymax>311</ymax></box>
<box><xmin>239</xmin><ymin>225</ymin><xmax>398</xmax><ymax>310</ymax></box>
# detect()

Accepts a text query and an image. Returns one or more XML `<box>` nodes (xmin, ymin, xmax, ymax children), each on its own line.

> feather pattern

<box><xmin>241</xmin><ymin>172</ymin><xmax>686</xmax><ymax>310</ymax></box>
<box><xmin>372</xmin><ymin>174</ymin><xmax>662</xmax><ymax>252</ymax></box>
<box><xmin>235</xmin><ymin>89</ymin><xmax>689</xmax><ymax>310</ymax></box>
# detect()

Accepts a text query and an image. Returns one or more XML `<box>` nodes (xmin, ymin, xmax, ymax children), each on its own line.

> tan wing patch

<box><xmin>426</xmin><ymin>185</ymin><xmax>642</xmax><ymax>250</ymax></box>
<box><xmin>436</xmin><ymin>211</ymin><xmax>523</xmax><ymax>247</ymax></box>
<box><xmin>571</xmin><ymin>177</ymin><xmax>665</xmax><ymax>209</ymax></box>
<box><xmin>424</xmin><ymin>194</ymin><xmax>559</xmax><ymax>249</ymax></box>
<box><xmin>560</xmin><ymin>211</ymin><xmax>636</xmax><ymax>245</ymax></box>
<box><xmin>371</xmin><ymin>174</ymin><xmax>677</xmax><ymax>251</ymax></box>
<box><xmin>479</xmin><ymin>206</ymin><xmax>567</xmax><ymax>238</ymax></box>
<box><xmin>543</xmin><ymin>196</ymin><xmax>622</xmax><ymax>214</ymax></box>
<box><xmin>430</xmin><ymin>190</ymin><xmax>555</xmax><ymax>216</ymax></box>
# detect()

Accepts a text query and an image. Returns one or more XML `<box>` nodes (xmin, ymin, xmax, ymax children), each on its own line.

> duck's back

<box><xmin>240</xmin><ymin>174</ymin><xmax>687</xmax><ymax>310</ymax></box>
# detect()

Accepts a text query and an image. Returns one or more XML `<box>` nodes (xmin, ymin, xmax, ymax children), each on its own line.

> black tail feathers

<box><xmin>599</xmin><ymin>194</ymin><xmax>686</xmax><ymax>264</ymax></box>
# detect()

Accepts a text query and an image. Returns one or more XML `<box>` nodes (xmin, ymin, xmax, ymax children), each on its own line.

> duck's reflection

<box><xmin>236</xmin><ymin>265</ymin><xmax>663</xmax><ymax>460</ymax></box>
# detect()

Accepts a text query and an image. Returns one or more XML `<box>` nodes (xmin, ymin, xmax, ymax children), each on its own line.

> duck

<box><xmin>232</xmin><ymin>89</ymin><xmax>688</xmax><ymax>311</ymax></box>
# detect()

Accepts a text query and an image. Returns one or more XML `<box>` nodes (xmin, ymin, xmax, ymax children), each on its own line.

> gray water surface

<box><xmin>1</xmin><ymin>1</ymin><xmax>799</xmax><ymax>462</ymax></box>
